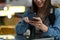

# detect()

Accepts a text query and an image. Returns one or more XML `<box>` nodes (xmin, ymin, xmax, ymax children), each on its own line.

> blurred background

<box><xmin>0</xmin><ymin>0</ymin><xmax>60</xmax><ymax>40</ymax></box>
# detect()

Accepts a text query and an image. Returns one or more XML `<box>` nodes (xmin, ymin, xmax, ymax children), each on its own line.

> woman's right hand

<box><xmin>23</xmin><ymin>17</ymin><xmax>30</xmax><ymax>23</ymax></box>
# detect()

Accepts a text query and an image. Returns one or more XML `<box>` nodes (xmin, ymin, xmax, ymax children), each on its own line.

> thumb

<box><xmin>33</xmin><ymin>17</ymin><xmax>41</xmax><ymax>21</ymax></box>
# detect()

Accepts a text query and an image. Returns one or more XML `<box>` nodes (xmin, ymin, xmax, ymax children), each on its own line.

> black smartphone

<box><xmin>31</xmin><ymin>18</ymin><xmax>39</xmax><ymax>21</ymax></box>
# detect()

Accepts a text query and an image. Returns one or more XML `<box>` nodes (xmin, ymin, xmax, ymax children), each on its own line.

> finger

<box><xmin>29</xmin><ymin>22</ymin><xmax>41</xmax><ymax>27</ymax></box>
<box><xmin>23</xmin><ymin>17</ymin><xmax>30</xmax><ymax>23</ymax></box>
<box><xmin>29</xmin><ymin>20</ymin><xmax>34</xmax><ymax>23</ymax></box>
<box><xmin>25</xmin><ymin>17</ymin><xmax>29</xmax><ymax>20</ymax></box>
<box><xmin>33</xmin><ymin>17</ymin><xmax>41</xmax><ymax>21</ymax></box>
<box><xmin>29</xmin><ymin>21</ymin><xmax>41</xmax><ymax>24</ymax></box>
<box><xmin>23</xmin><ymin>17</ymin><xmax>27</xmax><ymax>20</ymax></box>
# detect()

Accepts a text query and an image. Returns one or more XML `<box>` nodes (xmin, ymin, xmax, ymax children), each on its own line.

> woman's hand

<box><xmin>23</xmin><ymin>17</ymin><xmax>48</xmax><ymax>32</ymax></box>
<box><xmin>29</xmin><ymin>17</ymin><xmax>48</xmax><ymax>32</ymax></box>
<box><xmin>23</xmin><ymin>17</ymin><xmax>30</xmax><ymax>23</ymax></box>
<box><xmin>29</xmin><ymin>17</ymin><xmax>43</xmax><ymax>29</ymax></box>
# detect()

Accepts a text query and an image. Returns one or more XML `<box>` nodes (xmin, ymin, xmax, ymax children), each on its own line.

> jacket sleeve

<box><xmin>15</xmin><ymin>8</ymin><xmax>31</xmax><ymax>35</ymax></box>
<box><xmin>15</xmin><ymin>20</ymin><xmax>30</xmax><ymax>34</ymax></box>
<box><xmin>43</xmin><ymin>8</ymin><xmax>60</xmax><ymax>37</ymax></box>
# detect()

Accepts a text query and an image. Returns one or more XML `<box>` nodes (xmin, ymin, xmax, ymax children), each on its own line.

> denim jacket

<box><xmin>15</xmin><ymin>8</ymin><xmax>60</xmax><ymax>40</ymax></box>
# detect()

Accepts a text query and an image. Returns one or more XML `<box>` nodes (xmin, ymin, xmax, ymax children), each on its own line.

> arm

<box><xmin>15</xmin><ymin>20</ymin><xmax>29</xmax><ymax>35</ymax></box>
<box><xmin>15</xmin><ymin>8</ymin><xmax>31</xmax><ymax>35</ymax></box>
<box><xmin>43</xmin><ymin>8</ymin><xmax>60</xmax><ymax>37</ymax></box>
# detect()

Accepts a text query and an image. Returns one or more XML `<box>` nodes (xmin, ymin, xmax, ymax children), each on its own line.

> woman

<box><xmin>15</xmin><ymin>0</ymin><xmax>60</xmax><ymax>40</ymax></box>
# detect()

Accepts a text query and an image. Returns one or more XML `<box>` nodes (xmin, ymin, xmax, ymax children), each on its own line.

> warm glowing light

<box><xmin>9</xmin><ymin>6</ymin><xmax>25</xmax><ymax>13</ymax></box>
<box><xmin>0</xmin><ymin>10</ymin><xmax>7</xmax><ymax>16</ymax></box>
<box><xmin>0</xmin><ymin>35</ymin><xmax>15</xmax><ymax>39</ymax></box>
<box><xmin>4</xmin><ymin>7</ymin><xmax>8</xmax><ymax>10</ymax></box>
<box><xmin>0</xmin><ymin>6</ymin><xmax>25</xmax><ymax>16</ymax></box>
<box><xmin>7</xmin><ymin>15</ymin><xmax>12</xmax><ymax>19</ymax></box>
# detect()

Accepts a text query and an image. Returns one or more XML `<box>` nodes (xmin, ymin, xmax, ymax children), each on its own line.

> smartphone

<box><xmin>31</xmin><ymin>18</ymin><xmax>39</xmax><ymax>21</ymax></box>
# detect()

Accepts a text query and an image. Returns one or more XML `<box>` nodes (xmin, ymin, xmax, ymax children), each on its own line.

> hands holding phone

<box><xmin>23</xmin><ymin>17</ymin><xmax>48</xmax><ymax>32</ymax></box>
<box><xmin>23</xmin><ymin>17</ymin><xmax>42</xmax><ymax>24</ymax></box>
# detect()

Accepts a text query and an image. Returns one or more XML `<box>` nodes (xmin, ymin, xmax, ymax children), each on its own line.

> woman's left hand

<box><xmin>29</xmin><ymin>17</ymin><xmax>42</xmax><ymax>29</ymax></box>
<box><xmin>29</xmin><ymin>17</ymin><xmax>48</xmax><ymax>32</ymax></box>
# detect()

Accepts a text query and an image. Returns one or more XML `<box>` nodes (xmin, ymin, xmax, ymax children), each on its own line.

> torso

<box><xmin>33</xmin><ymin>12</ymin><xmax>50</xmax><ymax>38</ymax></box>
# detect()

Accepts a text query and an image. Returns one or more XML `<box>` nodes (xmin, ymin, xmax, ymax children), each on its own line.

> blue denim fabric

<box><xmin>15</xmin><ymin>35</ymin><xmax>29</xmax><ymax>40</ymax></box>
<box><xmin>15</xmin><ymin>8</ymin><xmax>60</xmax><ymax>40</ymax></box>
